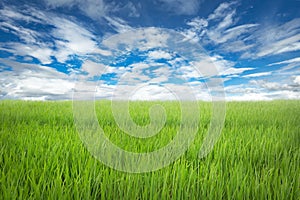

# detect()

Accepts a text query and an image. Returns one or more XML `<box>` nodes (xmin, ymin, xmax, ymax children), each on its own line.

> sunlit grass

<box><xmin>0</xmin><ymin>100</ymin><xmax>299</xmax><ymax>199</ymax></box>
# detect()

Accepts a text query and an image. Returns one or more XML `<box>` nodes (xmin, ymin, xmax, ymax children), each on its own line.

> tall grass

<box><xmin>0</xmin><ymin>100</ymin><xmax>299</xmax><ymax>199</ymax></box>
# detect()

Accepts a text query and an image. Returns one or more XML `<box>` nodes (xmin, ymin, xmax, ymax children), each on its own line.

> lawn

<box><xmin>0</xmin><ymin>100</ymin><xmax>299</xmax><ymax>199</ymax></box>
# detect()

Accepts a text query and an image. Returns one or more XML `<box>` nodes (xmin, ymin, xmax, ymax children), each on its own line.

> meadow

<box><xmin>0</xmin><ymin>100</ymin><xmax>299</xmax><ymax>199</ymax></box>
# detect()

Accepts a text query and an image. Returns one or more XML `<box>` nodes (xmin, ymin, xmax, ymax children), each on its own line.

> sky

<box><xmin>0</xmin><ymin>0</ymin><xmax>299</xmax><ymax>101</ymax></box>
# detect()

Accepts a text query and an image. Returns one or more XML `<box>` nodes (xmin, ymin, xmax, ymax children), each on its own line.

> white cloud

<box><xmin>221</xmin><ymin>67</ymin><xmax>253</xmax><ymax>76</ymax></box>
<box><xmin>183</xmin><ymin>17</ymin><xmax>208</xmax><ymax>43</ymax></box>
<box><xmin>175</xmin><ymin>53</ymin><xmax>250</xmax><ymax>80</ymax></box>
<box><xmin>189</xmin><ymin>55</ymin><xmax>239</xmax><ymax>77</ymax></box>
<box><xmin>1</xmin><ymin>43</ymin><xmax>54</xmax><ymax>64</ymax></box>
<box><xmin>257</xmin><ymin>34</ymin><xmax>300</xmax><ymax>57</ymax></box>
<box><xmin>179</xmin><ymin>65</ymin><xmax>204</xmax><ymax>78</ymax></box>
<box><xmin>0</xmin><ymin>6</ymin><xmax>43</xmax><ymax>23</ymax></box>
<box><xmin>81</xmin><ymin>60</ymin><xmax>107</xmax><ymax>77</ymax></box>
<box><xmin>119</xmin><ymin>83</ymin><xmax>203</xmax><ymax>101</ymax></box>
<box><xmin>104</xmin><ymin>16</ymin><xmax>133</xmax><ymax>33</ymax></box>
<box><xmin>294</xmin><ymin>76</ymin><xmax>300</xmax><ymax>85</ymax></box>
<box><xmin>207</xmin><ymin>18</ymin><xmax>258</xmax><ymax>45</ymax></box>
<box><xmin>210</xmin><ymin>55</ymin><xmax>236</xmax><ymax>73</ymax></box>
<box><xmin>241</xmin><ymin>18</ymin><xmax>300</xmax><ymax>58</ymax></box>
<box><xmin>0</xmin><ymin>60</ymin><xmax>74</xmax><ymax>100</ymax></box>
<box><xmin>268</xmin><ymin>57</ymin><xmax>300</xmax><ymax>66</ymax></box>
<box><xmin>126</xmin><ymin>2</ymin><xmax>140</xmax><ymax>18</ymax></box>
<box><xmin>187</xmin><ymin>17</ymin><xmax>208</xmax><ymax>29</ymax></box>
<box><xmin>43</xmin><ymin>0</ymin><xmax>141</xmax><ymax>21</ymax></box>
<box><xmin>226</xmin><ymin>92</ymin><xmax>273</xmax><ymax>101</ymax></box>
<box><xmin>158</xmin><ymin>0</ymin><xmax>202</xmax><ymax>15</ymax></box>
<box><xmin>183</xmin><ymin>2</ymin><xmax>259</xmax><ymax>47</ymax></box>
<box><xmin>250</xmin><ymin>79</ymin><xmax>300</xmax><ymax>93</ymax></box>
<box><xmin>215</xmin><ymin>10</ymin><xmax>236</xmax><ymax>30</ymax></box>
<box><xmin>243</xmin><ymin>72</ymin><xmax>272</xmax><ymax>78</ymax></box>
<box><xmin>79</xmin><ymin>50</ymin><xmax>224</xmax><ymax>101</ymax></box>
<box><xmin>103</xmin><ymin>62</ymin><xmax>153</xmax><ymax>85</ymax></box>
<box><xmin>220</xmin><ymin>24</ymin><xmax>258</xmax><ymax>42</ymax></box>
<box><xmin>43</xmin><ymin>0</ymin><xmax>78</xmax><ymax>7</ymax></box>
<box><xmin>219</xmin><ymin>40</ymin><xmax>255</xmax><ymax>53</ymax></box>
<box><xmin>184</xmin><ymin>2</ymin><xmax>300</xmax><ymax>58</ymax></box>
<box><xmin>0</xmin><ymin>21</ymin><xmax>43</xmax><ymax>44</ymax></box>
<box><xmin>43</xmin><ymin>0</ymin><xmax>108</xmax><ymax>19</ymax></box>
<box><xmin>130</xmin><ymin>85</ymin><xmax>175</xmax><ymax>100</ymax></box>
<box><xmin>148</xmin><ymin>50</ymin><xmax>173</xmax><ymax>60</ymax></box>
<box><xmin>225</xmin><ymin>86</ymin><xmax>300</xmax><ymax>101</ymax></box>
<box><xmin>102</xmin><ymin>27</ymin><xmax>170</xmax><ymax>51</ymax></box>
<box><xmin>149</xmin><ymin>76</ymin><xmax>169</xmax><ymax>83</ymax></box>
<box><xmin>114</xmin><ymin>1</ymin><xmax>141</xmax><ymax>18</ymax></box>
<box><xmin>207</xmin><ymin>1</ymin><xmax>237</xmax><ymax>21</ymax></box>
<box><xmin>223</xmin><ymin>75</ymin><xmax>300</xmax><ymax>101</ymax></box>
<box><xmin>51</xmin><ymin>17</ymin><xmax>101</xmax><ymax>62</ymax></box>
<box><xmin>0</xmin><ymin>6</ymin><xmax>110</xmax><ymax>64</ymax></box>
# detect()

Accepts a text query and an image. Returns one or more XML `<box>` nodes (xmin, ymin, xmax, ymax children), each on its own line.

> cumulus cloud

<box><xmin>81</xmin><ymin>60</ymin><xmax>107</xmax><ymax>77</ymax></box>
<box><xmin>107</xmin><ymin>82</ymin><xmax>204</xmax><ymax>101</ymax></box>
<box><xmin>184</xmin><ymin>54</ymin><xmax>250</xmax><ymax>78</ymax></box>
<box><xmin>102</xmin><ymin>27</ymin><xmax>170</xmax><ymax>51</ymax></box>
<box><xmin>148</xmin><ymin>50</ymin><xmax>173</xmax><ymax>60</ymax></box>
<box><xmin>130</xmin><ymin>85</ymin><xmax>175</xmax><ymax>100</ymax></box>
<box><xmin>0</xmin><ymin>60</ymin><xmax>74</xmax><ymax>100</ymax></box>
<box><xmin>225</xmin><ymin>79</ymin><xmax>300</xmax><ymax>101</ymax></box>
<box><xmin>250</xmin><ymin>79</ymin><xmax>300</xmax><ymax>93</ymax></box>
<box><xmin>293</xmin><ymin>76</ymin><xmax>300</xmax><ymax>85</ymax></box>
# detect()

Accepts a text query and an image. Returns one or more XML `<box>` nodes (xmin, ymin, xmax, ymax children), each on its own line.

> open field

<box><xmin>0</xmin><ymin>100</ymin><xmax>299</xmax><ymax>199</ymax></box>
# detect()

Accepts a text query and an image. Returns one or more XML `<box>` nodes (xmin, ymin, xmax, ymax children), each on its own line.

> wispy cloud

<box><xmin>184</xmin><ymin>1</ymin><xmax>259</xmax><ymax>48</ymax></box>
<box><xmin>255</xmin><ymin>34</ymin><xmax>300</xmax><ymax>57</ymax></box>
<box><xmin>42</xmin><ymin>0</ymin><xmax>109</xmax><ymax>19</ymax></box>
<box><xmin>221</xmin><ymin>67</ymin><xmax>253</xmax><ymax>76</ymax></box>
<box><xmin>241</xmin><ymin>18</ymin><xmax>300</xmax><ymax>58</ymax></box>
<box><xmin>268</xmin><ymin>57</ymin><xmax>300</xmax><ymax>66</ymax></box>
<box><xmin>207</xmin><ymin>1</ymin><xmax>238</xmax><ymax>21</ymax></box>
<box><xmin>114</xmin><ymin>1</ymin><xmax>141</xmax><ymax>18</ymax></box>
<box><xmin>157</xmin><ymin>0</ymin><xmax>202</xmax><ymax>15</ymax></box>
<box><xmin>185</xmin><ymin>2</ymin><xmax>300</xmax><ymax>60</ymax></box>
<box><xmin>104</xmin><ymin>16</ymin><xmax>133</xmax><ymax>33</ymax></box>
<box><xmin>0</xmin><ymin>6</ymin><xmax>110</xmax><ymax>64</ymax></box>
<box><xmin>243</xmin><ymin>72</ymin><xmax>272</xmax><ymax>78</ymax></box>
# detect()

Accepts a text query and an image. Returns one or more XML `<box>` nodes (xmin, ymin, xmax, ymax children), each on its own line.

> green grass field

<box><xmin>0</xmin><ymin>100</ymin><xmax>299</xmax><ymax>199</ymax></box>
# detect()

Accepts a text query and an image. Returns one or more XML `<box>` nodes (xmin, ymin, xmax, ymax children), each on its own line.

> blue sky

<box><xmin>0</xmin><ymin>0</ymin><xmax>299</xmax><ymax>101</ymax></box>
